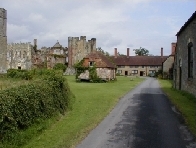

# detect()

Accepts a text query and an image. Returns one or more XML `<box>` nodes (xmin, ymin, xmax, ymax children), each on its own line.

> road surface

<box><xmin>76</xmin><ymin>77</ymin><xmax>195</xmax><ymax>148</ymax></box>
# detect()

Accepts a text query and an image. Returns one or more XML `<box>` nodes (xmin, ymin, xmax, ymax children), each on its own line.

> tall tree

<box><xmin>133</xmin><ymin>47</ymin><xmax>149</xmax><ymax>56</ymax></box>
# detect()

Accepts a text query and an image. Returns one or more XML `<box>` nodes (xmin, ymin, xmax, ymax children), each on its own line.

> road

<box><xmin>76</xmin><ymin>77</ymin><xmax>195</xmax><ymax>148</ymax></box>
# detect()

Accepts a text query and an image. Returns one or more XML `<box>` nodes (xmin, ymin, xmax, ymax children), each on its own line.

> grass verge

<box><xmin>159</xmin><ymin>79</ymin><xmax>196</xmax><ymax>136</ymax></box>
<box><xmin>22</xmin><ymin>76</ymin><xmax>144</xmax><ymax>148</ymax></box>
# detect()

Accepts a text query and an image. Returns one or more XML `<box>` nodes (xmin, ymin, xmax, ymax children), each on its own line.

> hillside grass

<box><xmin>21</xmin><ymin>76</ymin><xmax>144</xmax><ymax>148</ymax></box>
<box><xmin>159</xmin><ymin>79</ymin><xmax>196</xmax><ymax>136</ymax></box>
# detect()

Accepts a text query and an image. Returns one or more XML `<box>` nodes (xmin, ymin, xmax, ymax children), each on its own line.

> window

<box><xmin>132</xmin><ymin>70</ymin><xmax>138</xmax><ymax>74</ymax></box>
<box><xmin>117</xmin><ymin>70</ymin><xmax>122</xmax><ymax>73</ymax></box>
<box><xmin>130</xmin><ymin>66</ymin><xmax>134</xmax><ymax>68</ymax></box>
<box><xmin>142</xmin><ymin>66</ymin><xmax>144</xmax><ymax>68</ymax></box>
<box><xmin>89</xmin><ymin>61</ymin><xmax>94</xmax><ymax>67</ymax></box>
<box><xmin>117</xmin><ymin>65</ymin><xmax>125</xmax><ymax>68</ymax></box>
<box><xmin>188</xmin><ymin>42</ymin><xmax>193</xmax><ymax>78</ymax></box>
<box><xmin>149</xmin><ymin>70</ymin><xmax>155</xmax><ymax>73</ymax></box>
<box><xmin>135</xmin><ymin>66</ymin><xmax>139</xmax><ymax>68</ymax></box>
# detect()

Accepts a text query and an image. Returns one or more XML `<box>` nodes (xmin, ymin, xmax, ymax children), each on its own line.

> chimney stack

<box><xmin>127</xmin><ymin>48</ymin><xmax>130</xmax><ymax>58</ymax></box>
<box><xmin>161</xmin><ymin>47</ymin><xmax>163</xmax><ymax>57</ymax></box>
<box><xmin>114</xmin><ymin>48</ymin><xmax>117</xmax><ymax>58</ymax></box>
<box><xmin>171</xmin><ymin>42</ymin><xmax>176</xmax><ymax>55</ymax></box>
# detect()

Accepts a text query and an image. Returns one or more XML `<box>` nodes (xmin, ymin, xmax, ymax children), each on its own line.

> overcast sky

<box><xmin>1</xmin><ymin>0</ymin><xmax>196</xmax><ymax>56</ymax></box>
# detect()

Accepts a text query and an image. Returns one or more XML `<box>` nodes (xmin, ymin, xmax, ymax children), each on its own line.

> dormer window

<box><xmin>89</xmin><ymin>61</ymin><xmax>94</xmax><ymax>67</ymax></box>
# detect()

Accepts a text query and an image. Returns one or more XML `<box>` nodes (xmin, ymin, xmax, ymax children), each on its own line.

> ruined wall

<box><xmin>7</xmin><ymin>42</ymin><xmax>34</xmax><ymax>70</ymax></box>
<box><xmin>0</xmin><ymin>8</ymin><xmax>7</xmax><ymax>73</ymax></box>
<box><xmin>68</xmin><ymin>36</ymin><xmax>96</xmax><ymax>67</ymax></box>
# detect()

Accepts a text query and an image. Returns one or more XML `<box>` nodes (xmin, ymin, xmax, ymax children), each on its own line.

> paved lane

<box><xmin>76</xmin><ymin>78</ymin><xmax>195</xmax><ymax>148</ymax></box>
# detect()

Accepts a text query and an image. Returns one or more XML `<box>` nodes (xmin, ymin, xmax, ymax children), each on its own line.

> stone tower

<box><xmin>0</xmin><ymin>8</ymin><xmax>7</xmax><ymax>73</ymax></box>
<box><xmin>68</xmin><ymin>36</ymin><xmax>96</xmax><ymax>67</ymax></box>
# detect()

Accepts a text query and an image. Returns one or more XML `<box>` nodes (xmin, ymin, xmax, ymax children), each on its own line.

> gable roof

<box><xmin>52</xmin><ymin>41</ymin><xmax>62</xmax><ymax>48</ymax></box>
<box><xmin>111</xmin><ymin>55</ymin><xmax>168</xmax><ymax>66</ymax></box>
<box><xmin>176</xmin><ymin>11</ymin><xmax>196</xmax><ymax>36</ymax></box>
<box><xmin>83</xmin><ymin>51</ymin><xmax>116</xmax><ymax>68</ymax></box>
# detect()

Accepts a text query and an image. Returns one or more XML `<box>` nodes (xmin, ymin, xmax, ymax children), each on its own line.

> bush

<box><xmin>0</xmin><ymin>75</ymin><xmax>74</xmax><ymax>142</ymax></box>
<box><xmin>53</xmin><ymin>63</ymin><xmax>67</xmax><ymax>72</ymax></box>
<box><xmin>7</xmin><ymin>69</ymin><xmax>33</xmax><ymax>80</ymax></box>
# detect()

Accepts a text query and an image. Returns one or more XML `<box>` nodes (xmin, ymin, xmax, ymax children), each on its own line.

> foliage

<box><xmin>53</xmin><ymin>63</ymin><xmax>67</xmax><ymax>72</ymax></box>
<box><xmin>7</xmin><ymin>69</ymin><xmax>33</xmax><ymax>80</ymax></box>
<box><xmin>21</xmin><ymin>76</ymin><xmax>144</xmax><ymax>148</ymax></box>
<box><xmin>133</xmin><ymin>47</ymin><xmax>149</xmax><ymax>56</ymax></box>
<box><xmin>159</xmin><ymin>79</ymin><xmax>196</xmax><ymax>136</ymax></box>
<box><xmin>74</xmin><ymin>59</ymin><xmax>88</xmax><ymax>79</ymax></box>
<box><xmin>0</xmin><ymin>74</ymin><xmax>74</xmax><ymax>144</ymax></box>
<box><xmin>53</xmin><ymin>54</ymin><xmax>65</xmax><ymax>58</ymax></box>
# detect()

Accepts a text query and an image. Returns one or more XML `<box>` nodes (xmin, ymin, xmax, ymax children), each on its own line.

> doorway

<box><xmin>140</xmin><ymin>71</ymin><xmax>144</xmax><ymax>76</ymax></box>
<box><xmin>179</xmin><ymin>67</ymin><xmax>182</xmax><ymax>90</ymax></box>
<box><xmin>125</xmin><ymin>71</ymin><xmax>128</xmax><ymax>76</ymax></box>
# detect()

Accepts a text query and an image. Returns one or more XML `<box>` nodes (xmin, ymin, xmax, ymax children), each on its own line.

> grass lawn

<box><xmin>21</xmin><ymin>76</ymin><xmax>144</xmax><ymax>148</ymax></box>
<box><xmin>159</xmin><ymin>79</ymin><xmax>196</xmax><ymax>136</ymax></box>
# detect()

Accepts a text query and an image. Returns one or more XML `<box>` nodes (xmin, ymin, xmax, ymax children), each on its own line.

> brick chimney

<box><xmin>127</xmin><ymin>48</ymin><xmax>130</xmax><ymax>58</ymax></box>
<box><xmin>171</xmin><ymin>42</ymin><xmax>176</xmax><ymax>55</ymax></box>
<box><xmin>114</xmin><ymin>48</ymin><xmax>117</xmax><ymax>58</ymax></box>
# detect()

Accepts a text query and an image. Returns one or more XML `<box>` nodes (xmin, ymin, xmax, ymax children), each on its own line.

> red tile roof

<box><xmin>111</xmin><ymin>55</ymin><xmax>168</xmax><ymax>66</ymax></box>
<box><xmin>83</xmin><ymin>51</ymin><xmax>116</xmax><ymax>68</ymax></box>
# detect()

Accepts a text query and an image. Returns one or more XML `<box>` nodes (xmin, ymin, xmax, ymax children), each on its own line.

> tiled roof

<box><xmin>84</xmin><ymin>51</ymin><xmax>116</xmax><ymax>68</ymax></box>
<box><xmin>52</xmin><ymin>41</ymin><xmax>62</xmax><ymax>48</ymax></box>
<box><xmin>176</xmin><ymin>11</ymin><xmax>196</xmax><ymax>36</ymax></box>
<box><xmin>111</xmin><ymin>55</ymin><xmax>168</xmax><ymax>66</ymax></box>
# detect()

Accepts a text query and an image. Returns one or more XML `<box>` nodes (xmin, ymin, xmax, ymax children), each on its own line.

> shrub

<box><xmin>0</xmin><ymin>75</ymin><xmax>74</xmax><ymax>142</ymax></box>
<box><xmin>53</xmin><ymin>63</ymin><xmax>67</xmax><ymax>72</ymax></box>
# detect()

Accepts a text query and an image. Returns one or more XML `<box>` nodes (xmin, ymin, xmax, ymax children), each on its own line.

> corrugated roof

<box><xmin>176</xmin><ymin>11</ymin><xmax>196</xmax><ymax>36</ymax></box>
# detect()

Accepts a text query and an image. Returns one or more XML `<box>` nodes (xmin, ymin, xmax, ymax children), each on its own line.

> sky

<box><xmin>1</xmin><ymin>0</ymin><xmax>196</xmax><ymax>56</ymax></box>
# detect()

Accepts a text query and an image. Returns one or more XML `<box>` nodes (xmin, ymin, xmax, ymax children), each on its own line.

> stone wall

<box><xmin>0</xmin><ymin>8</ymin><xmax>7</xmax><ymax>73</ymax></box>
<box><xmin>174</xmin><ymin>16</ymin><xmax>196</xmax><ymax>97</ymax></box>
<box><xmin>162</xmin><ymin>55</ymin><xmax>174</xmax><ymax>78</ymax></box>
<box><xmin>68</xmin><ymin>36</ymin><xmax>96</xmax><ymax>67</ymax></box>
<box><xmin>7</xmin><ymin>42</ymin><xmax>34</xmax><ymax>70</ymax></box>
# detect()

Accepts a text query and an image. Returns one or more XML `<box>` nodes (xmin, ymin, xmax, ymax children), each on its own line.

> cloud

<box><xmin>1</xmin><ymin>0</ymin><xmax>195</xmax><ymax>56</ymax></box>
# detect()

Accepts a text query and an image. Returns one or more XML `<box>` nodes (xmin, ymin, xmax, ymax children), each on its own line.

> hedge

<box><xmin>0</xmin><ymin>75</ymin><xmax>73</xmax><ymax>141</ymax></box>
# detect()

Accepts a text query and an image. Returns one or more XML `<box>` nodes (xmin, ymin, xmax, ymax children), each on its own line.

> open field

<box><xmin>21</xmin><ymin>76</ymin><xmax>144</xmax><ymax>148</ymax></box>
<box><xmin>159</xmin><ymin>79</ymin><xmax>196</xmax><ymax>136</ymax></box>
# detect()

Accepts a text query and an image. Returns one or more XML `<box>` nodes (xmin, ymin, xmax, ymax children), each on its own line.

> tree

<box><xmin>133</xmin><ymin>47</ymin><xmax>149</xmax><ymax>56</ymax></box>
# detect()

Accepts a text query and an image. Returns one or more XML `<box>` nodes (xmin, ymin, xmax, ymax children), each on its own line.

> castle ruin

<box><xmin>68</xmin><ymin>36</ymin><xmax>96</xmax><ymax>67</ymax></box>
<box><xmin>0</xmin><ymin>8</ymin><xmax>97</xmax><ymax>73</ymax></box>
<box><xmin>0</xmin><ymin>8</ymin><xmax>7</xmax><ymax>73</ymax></box>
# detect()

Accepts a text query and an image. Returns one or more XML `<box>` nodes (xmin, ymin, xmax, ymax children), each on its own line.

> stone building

<box><xmin>0</xmin><ymin>8</ymin><xmax>7</xmax><ymax>73</ymax></box>
<box><xmin>111</xmin><ymin>48</ymin><xmax>168</xmax><ymax>76</ymax></box>
<box><xmin>162</xmin><ymin>43</ymin><xmax>176</xmax><ymax>79</ymax></box>
<box><xmin>44</xmin><ymin>41</ymin><xmax>68</xmax><ymax>69</ymax></box>
<box><xmin>77</xmin><ymin>50</ymin><xmax>116</xmax><ymax>81</ymax></box>
<box><xmin>7</xmin><ymin>42</ymin><xmax>35</xmax><ymax>70</ymax></box>
<box><xmin>68</xmin><ymin>36</ymin><xmax>96</xmax><ymax>67</ymax></box>
<box><xmin>173</xmin><ymin>11</ymin><xmax>196</xmax><ymax>97</ymax></box>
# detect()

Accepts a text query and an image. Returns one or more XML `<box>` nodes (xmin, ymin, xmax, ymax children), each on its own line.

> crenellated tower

<box><xmin>68</xmin><ymin>36</ymin><xmax>96</xmax><ymax>67</ymax></box>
